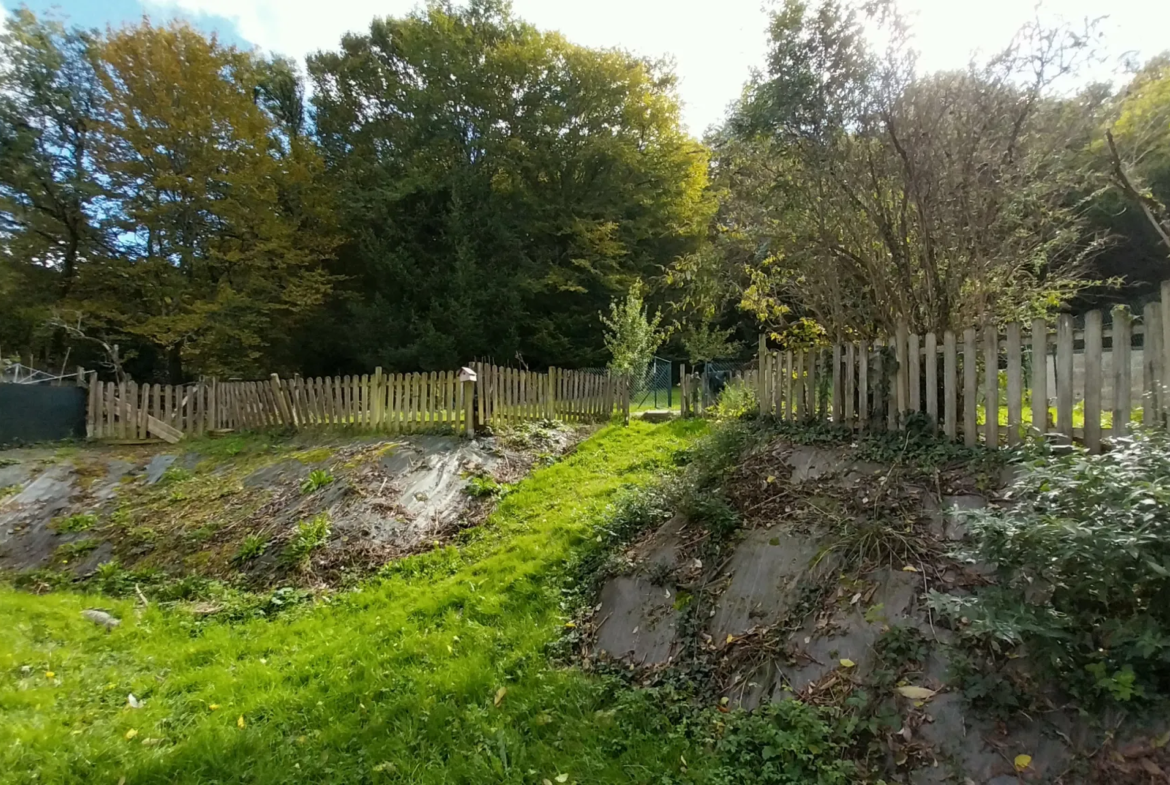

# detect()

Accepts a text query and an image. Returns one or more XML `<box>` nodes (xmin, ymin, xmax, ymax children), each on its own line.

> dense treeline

<box><xmin>1</xmin><ymin>0</ymin><xmax>1168</xmax><ymax>381</ymax></box>
<box><xmin>0</xmin><ymin>0</ymin><xmax>710</xmax><ymax>381</ymax></box>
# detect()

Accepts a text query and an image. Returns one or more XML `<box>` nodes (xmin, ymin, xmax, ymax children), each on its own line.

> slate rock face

<box><xmin>594</xmin><ymin>575</ymin><xmax>680</xmax><ymax>666</ymax></box>
<box><xmin>587</xmin><ymin>438</ymin><xmax>1164</xmax><ymax>783</ymax></box>
<box><xmin>707</xmin><ymin>527</ymin><xmax>834</xmax><ymax>643</ymax></box>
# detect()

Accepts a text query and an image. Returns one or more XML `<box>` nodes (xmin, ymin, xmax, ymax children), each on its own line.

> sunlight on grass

<box><xmin>0</xmin><ymin>421</ymin><xmax>709</xmax><ymax>784</ymax></box>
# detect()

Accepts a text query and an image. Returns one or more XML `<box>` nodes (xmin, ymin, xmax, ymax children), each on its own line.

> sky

<box><xmin>3</xmin><ymin>0</ymin><xmax>1169</xmax><ymax>136</ymax></box>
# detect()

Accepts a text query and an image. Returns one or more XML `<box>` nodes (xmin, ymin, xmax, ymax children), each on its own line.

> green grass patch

<box><xmin>6</xmin><ymin>421</ymin><xmax>832</xmax><ymax>785</ymax></box>
<box><xmin>50</xmin><ymin>513</ymin><xmax>98</xmax><ymax>533</ymax></box>
<box><xmin>291</xmin><ymin>447</ymin><xmax>335</xmax><ymax>465</ymax></box>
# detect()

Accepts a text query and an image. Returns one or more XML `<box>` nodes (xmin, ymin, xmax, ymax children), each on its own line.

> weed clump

<box><xmin>300</xmin><ymin>469</ymin><xmax>334</xmax><ymax>494</ymax></box>
<box><xmin>51</xmin><ymin>513</ymin><xmax>98</xmax><ymax>533</ymax></box>
<box><xmin>282</xmin><ymin>513</ymin><xmax>331</xmax><ymax>567</ymax></box>
<box><xmin>234</xmin><ymin>534</ymin><xmax>269</xmax><ymax>563</ymax></box>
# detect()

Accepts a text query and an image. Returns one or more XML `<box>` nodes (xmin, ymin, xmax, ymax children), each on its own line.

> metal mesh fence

<box><xmin>630</xmin><ymin>356</ymin><xmax>673</xmax><ymax>409</ymax></box>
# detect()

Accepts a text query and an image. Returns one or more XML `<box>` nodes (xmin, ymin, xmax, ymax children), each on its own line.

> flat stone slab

<box><xmin>708</xmin><ymin>527</ymin><xmax>834</xmax><ymax>641</ymax></box>
<box><xmin>594</xmin><ymin>575</ymin><xmax>680</xmax><ymax>666</ymax></box>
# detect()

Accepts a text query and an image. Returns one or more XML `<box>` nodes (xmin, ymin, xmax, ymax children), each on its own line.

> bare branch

<box><xmin>1105</xmin><ymin>129</ymin><xmax>1170</xmax><ymax>256</ymax></box>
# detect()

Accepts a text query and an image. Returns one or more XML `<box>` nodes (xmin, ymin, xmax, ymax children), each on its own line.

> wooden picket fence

<box><xmin>85</xmin><ymin>364</ymin><xmax>627</xmax><ymax>442</ymax></box>
<box><xmin>753</xmin><ymin>281</ymin><xmax>1170</xmax><ymax>453</ymax></box>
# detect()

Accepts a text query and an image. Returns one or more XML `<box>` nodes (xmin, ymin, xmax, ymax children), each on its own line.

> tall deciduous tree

<box><xmin>308</xmin><ymin>0</ymin><xmax>711</xmax><ymax>372</ymax></box>
<box><xmin>0</xmin><ymin>9</ymin><xmax>105</xmax><ymax>358</ymax></box>
<box><xmin>685</xmin><ymin>0</ymin><xmax>1106</xmax><ymax>340</ymax></box>
<box><xmin>78</xmin><ymin>21</ymin><xmax>338</xmax><ymax>380</ymax></box>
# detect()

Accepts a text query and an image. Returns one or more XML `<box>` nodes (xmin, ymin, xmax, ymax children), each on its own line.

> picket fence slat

<box><xmin>984</xmin><ymin>327</ymin><xmax>998</xmax><ymax>447</ymax></box>
<box><xmin>1057</xmin><ymin>314</ymin><xmax>1075</xmax><ymax>439</ymax></box>
<box><xmin>1114</xmin><ymin>306</ymin><xmax>1132</xmax><ymax>436</ymax></box>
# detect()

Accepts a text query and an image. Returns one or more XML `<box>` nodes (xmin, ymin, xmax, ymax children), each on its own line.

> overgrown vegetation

<box><xmin>930</xmin><ymin>430</ymin><xmax>1170</xmax><ymax>707</ymax></box>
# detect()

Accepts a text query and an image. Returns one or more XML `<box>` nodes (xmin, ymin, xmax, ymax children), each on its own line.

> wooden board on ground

<box><xmin>146</xmin><ymin>415</ymin><xmax>184</xmax><ymax>444</ymax></box>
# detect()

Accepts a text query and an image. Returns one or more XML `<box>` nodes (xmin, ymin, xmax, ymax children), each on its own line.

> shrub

<box><xmin>282</xmin><ymin>513</ymin><xmax>331</xmax><ymax>567</ymax></box>
<box><xmin>712</xmin><ymin>379</ymin><xmax>757</xmax><ymax>420</ymax></box>
<box><xmin>930</xmin><ymin>430</ymin><xmax>1170</xmax><ymax>704</ymax></box>
<box><xmin>300</xmin><ymin>469</ymin><xmax>334</xmax><ymax>494</ymax></box>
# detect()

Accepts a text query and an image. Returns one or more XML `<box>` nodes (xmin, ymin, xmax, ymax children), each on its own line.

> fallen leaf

<box><xmin>839</xmin><ymin>658</ymin><xmax>856</xmax><ymax>668</ymax></box>
<box><xmin>850</xmin><ymin>592</ymin><xmax>862</xmax><ymax>605</ymax></box>
<box><xmin>124</xmin><ymin>729</ymin><xmax>138</xmax><ymax>740</ymax></box>
<box><xmin>208</xmin><ymin>704</ymin><xmax>220</xmax><ymax>711</ymax></box>
<box><xmin>1153</xmin><ymin>730</ymin><xmax>1170</xmax><ymax>749</ymax></box>
<box><xmin>766</xmin><ymin>475</ymin><xmax>775</xmax><ymax>483</ymax></box>
<box><xmin>1014</xmin><ymin>754</ymin><xmax>1032</xmax><ymax>772</ymax></box>
<box><xmin>494</xmin><ymin>686</ymin><xmax>507</xmax><ymax>706</ymax></box>
<box><xmin>555</xmin><ymin>775</ymin><xmax>569</xmax><ymax>783</ymax></box>
<box><xmin>128</xmin><ymin>694</ymin><xmax>142</xmax><ymax>709</ymax></box>
<box><xmin>726</xmin><ymin>634</ymin><xmax>734</xmax><ymax>644</ymax></box>
<box><xmin>902</xmin><ymin>565</ymin><xmax>919</xmax><ymax>572</ymax></box>
<box><xmin>237</xmin><ymin>715</ymin><xmax>245</xmax><ymax>729</ymax></box>
<box><xmin>895</xmin><ymin>686</ymin><xmax>937</xmax><ymax>701</ymax></box>
<box><xmin>1140</xmin><ymin>759</ymin><xmax>1165</xmax><ymax>777</ymax></box>
<box><xmin>44</xmin><ymin>671</ymin><xmax>55</xmax><ymax>679</ymax></box>
<box><xmin>564</xmin><ymin>622</ymin><xmax>576</xmax><ymax>629</ymax></box>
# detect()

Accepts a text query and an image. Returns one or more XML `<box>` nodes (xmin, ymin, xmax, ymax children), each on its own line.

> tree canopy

<box><xmin>1</xmin><ymin>0</ymin><xmax>1169</xmax><ymax>380</ymax></box>
<box><xmin>306</xmin><ymin>0</ymin><xmax>711</xmax><ymax>372</ymax></box>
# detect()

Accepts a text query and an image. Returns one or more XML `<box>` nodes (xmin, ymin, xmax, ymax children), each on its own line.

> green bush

<box><xmin>930</xmin><ymin>430</ymin><xmax>1170</xmax><ymax>704</ymax></box>
<box><xmin>712</xmin><ymin>379</ymin><xmax>757</xmax><ymax>420</ymax></box>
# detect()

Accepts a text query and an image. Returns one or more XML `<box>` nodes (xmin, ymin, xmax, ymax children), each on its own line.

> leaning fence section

<box><xmin>752</xmin><ymin>282</ymin><xmax>1170</xmax><ymax>453</ymax></box>
<box><xmin>86</xmin><ymin>365</ymin><xmax>627</xmax><ymax>442</ymax></box>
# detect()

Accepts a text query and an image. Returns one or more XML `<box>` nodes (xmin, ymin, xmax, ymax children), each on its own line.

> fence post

<box><xmin>1084</xmin><ymin>310</ymin><xmax>1103</xmax><ymax>452</ymax></box>
<box><xmin>1143</xmin><ymin>303</ymin><xmax>1163</xmax><ymax>426</ymax></box>
<box><xmin>895</xmin><ymin>322</ymin><xmax>909</xmax><ymax>420</ymax></box>
<box><xmin>758</xmin><ymin>334</ymin><xmax>767</xmax><ymax>411</ymax></box>
<box><xmin>1113</xmin><ymin>306</ymin><xmax>1132</xmax><ymax>437</ymax></box>
<box><xmin>984</xmin><ymin>324</ymin><xmax>999</xmax><ymax>447</ymax></box>
<box><xmin>832</xmin><ymin>342</ymin><xmax>842</xmax><ymax>423</ymax></box>
<box><xmin>622</xmin><ymin>373</ymin><xmax>631</xmax><ymax>426</ymax></box>
<box><xmin>464</xmin><ymin>380</ymin><xmax>475</xmax><ymax>437</ymax></box>
<box><xmin>963</xmin><ymin>328</ymin><xmax>977</xmax><ymax>446</ymax></box>
<box><xmin>1163</xmin><ymin>281</ymin><xmax>1170</xmax><ymax>426</ymax></box>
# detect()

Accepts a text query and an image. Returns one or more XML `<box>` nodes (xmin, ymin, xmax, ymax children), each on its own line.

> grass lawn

<box><xmin>629</xmin><ymin>385</ymin><xmax>681</xmax><ymax>412</ymax></box>
<box><xmin>1</xmin><ymin>421</ymin><xmax>714</xmax><ymax>785</ymax></box>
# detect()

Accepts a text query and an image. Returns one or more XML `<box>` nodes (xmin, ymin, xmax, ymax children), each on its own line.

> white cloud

<box><xmin>145</xmin><ymin>0</ymin><xmax>1170</xmax><ymax>136</ymax></box>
